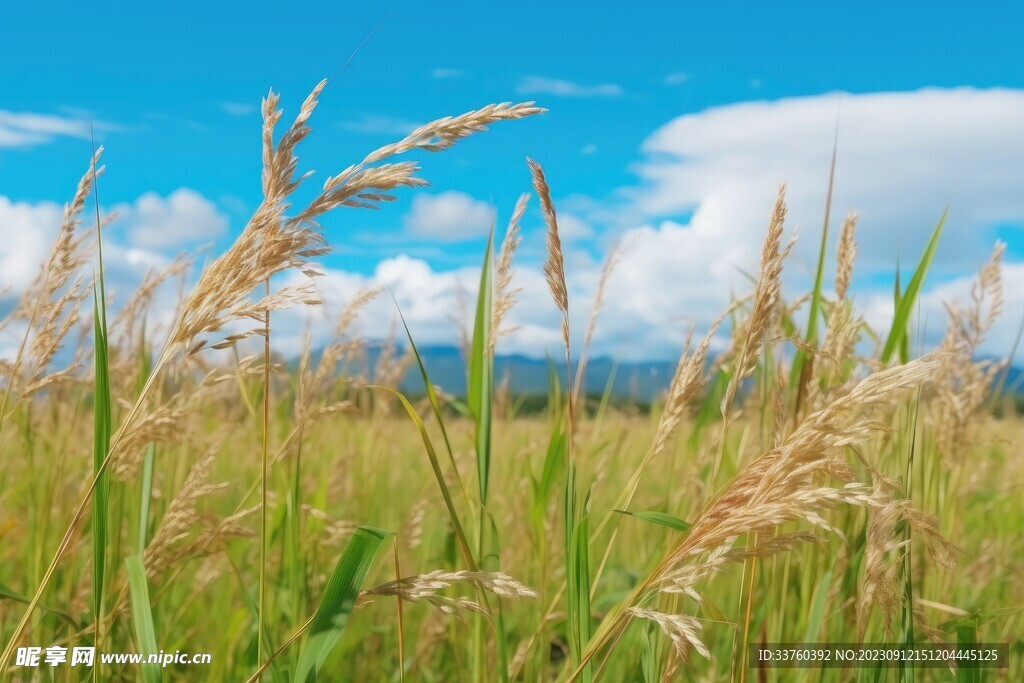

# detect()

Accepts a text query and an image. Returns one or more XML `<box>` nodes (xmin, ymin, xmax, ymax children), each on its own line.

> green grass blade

<box><xmin>534</xmin><ymin>427</ymin><xmax>566</xmax><ymax>517</ymax></box>
<box><xmin>92</xmin><ymin>229</ymin><xmax>111</xmax><ymax>652</ymax></box>
<box><xmin>0</xmin><ymin>582</ymin><xmax>80</xmax><ymax>629</ymax></box>
<box><xmin>367</xmin><ymin>385</ymin><xmax>478</xmax><ymax>572</ymax></box>
<box><xmin>391</xmin><ymin>293</ymin><xmax>473</xmax><ymax>515</ymax></box>
<box><xmin>567</xmin><ymin>501</ymin><xmax>592</xmax><ymax>683</ymax></box>
<box><xmin>125</xmin><ymin>555</ymin><xmax>162</xmax><ymax>683</ymax></box>
<box><xmin>295</xmin><ymin>525</ymin><xmax>390</xmax><ymax>683</ymax></box>
<box><xmin>137</xmin><ymin>326</ymin><xmax>155</xmax><ymax>553</ymax></box>
<box><xmin>881</xmin><ymin>211</ymin><xmax>946</xmax><ymax>364</ymax></box>
<box><xmin>612</xmin><ymin>510</ymin><xmax>691</xmax><ymax>533</ymax></box>
<box><xmin>468</xmin><ymin>228</ymin><xmax>495</xmax><ymax>502</ymax></box>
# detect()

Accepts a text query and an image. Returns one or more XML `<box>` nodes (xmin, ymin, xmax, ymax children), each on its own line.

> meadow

<box><xmin>0</xmin><ymin>80</ymin><xmax>1021</xmax><ymax>682</ymax></box>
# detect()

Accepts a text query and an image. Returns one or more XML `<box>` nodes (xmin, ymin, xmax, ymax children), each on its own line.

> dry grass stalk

<box><xmin>573</xmin><ymin>241</ymin><xmax>621</xmax><ymax>404</ymax></box>
<box><xmin>528</xmin><ymin>158</ymin><xmax>570</xmax><ymax>349</ymax></box>
<box><xmin>934</xmin><ymin>242</ymin><xmax>1005</xmax><ymax>456</ymax></box>
<box><xmin>627</xmin><ymin>607</ymin><xmax>710</xmax><ymax>663</ymax></box>
<box><xmin>489</xmin><ymin>194</ymin><xmax>528</xmax><ymax>353</ymax></box>
<box><xmin>835</xmin><ymin>212</ymin><xmax>859</xmax><ymax>302</ymax></box>
<box><xmin>111</xmin><ymin>369</ymin><xmax>233</xmax><ymax>479</ymax></box>
<box><xmin>295</xmin><ymin>288</ymin><xmax>379</xmax><ymax>424</ymax></box>
<box><xmin>2</xmin><ymin>150</ymin><xmax>102</xmax><ymax>402</ymax></box>
<box><xmin>720</xmin><ymin>186</ymin><xmax>794</xmax><ymax>416</ymax></box>
<box><xmin>364</xmin><ymin>569</ymin><xmax>539</xmax><ymax>617</ymax></box>
<box><xmin>144</xmin><ymin>450</ymin><xmax>226</xmax><ymax>575</ymax></box>
<box><xmin>610</xmin><ymin>357</ymin><xmax>949</xmax><ymax>662</ymax></box>
<box><xmin>858</xmin><ymin>474</ymin><xmax>956</xmax><ymax>639</ymax></box>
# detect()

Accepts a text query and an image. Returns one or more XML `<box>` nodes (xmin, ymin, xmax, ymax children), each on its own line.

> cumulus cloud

<box><xmin>628</xmin><ymin>88</ymin><xmax>1024</xmax><ymax>274</ymax></box>
<box><xmin>403</xmin><ymin>191</ymin><xmax>494</xmax><ymax>241</ymax></box>
<box><xmin>0</xmin><ymin>197</ymin><xmax>64</xmax><ymax>294</ymax></box>
<box><xmin>111</xmin><ymin>188</ymin><xmax>228</xmax><ymax>249</ymax></box>
<box><xmin>517</xmin><ymin>76</ymin><xmax>622</xmax><ymax>98</ymax></box>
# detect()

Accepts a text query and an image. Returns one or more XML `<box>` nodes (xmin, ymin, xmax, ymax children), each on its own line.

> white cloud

<box><xmin>624</xmin><ymin>88</ymin><xmax>1024</xmax><ymax>276</ymax></box>
<box><xmin>0</xmin><ymin>110</ymin><xmax>94</xmax><ymax>148</ymax></box>
<box><xmin>517</xmin><ymin>76</ymin><xmax>623</xmax><ymax>98</ymax></box>
<box><xmin>0</xmin><ymin>197</ymin><xmax>64</xmax><ymax>294</ymax></box>
<box><xmin>581</xmin><ymin>143</ymin><xmax>598</xmax><ymax>155</ymax></box>
<box><xmin>339</xmin><ymin>115</ymin><xmax>422</xmax><ymax>136</ymax></box>
<box><xmin>111</xmin><ymin>189</ymin><xmax>229</xmax><ymax>249</ymax></box>
<box><xmin>557</xmin><ymin>213</ymin><xmax>595</xmax><ymax>241</ymax></box>
<box><xmin>664</xmin><ymin>72</ymin><xmax>688</xmax><ymax>86</ymax></box>
<box><xmin>403</xmin><ymin>192</ymin><xmax>494</xmax><ymax>241</ymax></box>
<box><xmin>220</xmin><ymin>102</ymin><xmax>256</xmax><ymax>116</ymax></box>
<box><xmin>431</xmin><ymin>68</ymin><xmax>464</xmax><ymax>79</ymax></box>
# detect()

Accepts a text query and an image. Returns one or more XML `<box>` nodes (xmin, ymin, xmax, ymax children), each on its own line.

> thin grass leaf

<box><xmin>613</xmin><ymin>510</ymin><xmax>692</xmax><ymax>533</ymax></box>
<box><xmin>91</xmin><ymin>157</ymin><xmax>111</xmax><ymax>659</ymax></box>
<box><xmin>567</xmin><ymin>503</ymin><xmax>592</xmax><ymax>683</ymax></box>
<box><xmin>0</xmin><ymin>583</ymin><xmax>79</xmax><ymax>629</ymax></box>
<box><xmin>533</xmin><ymin>427</ymin><xmax>566</xmax><ymax>520</ymax></box>
<box><xmin>391</xmin><ymin>293</ymin><xmax>473</xmax><ymax>515</ymax></box>
<box><xmin>468</xmin><ymin>228</ymin><xmax>495</xmax><ymax>502</ymax></box>
<box><xmin>367</xmin><ymin>385</ymin><xmax>478</xmax><ymax>572</ymax></box>
<box><xmin>881</xmin><ymin>211</ymin><xmax>946</xmax><ymax>363</ymax></box>
<box><xmin>137</xmin><ymin>326</ymin><xmax>155</xmax><ymax>553</ymax></box>
<box><xmin>295</xmin><ymin>526</ymin><xmax>390</xmax><ymax>683</ymax></box>
<box><xmin>126</xmin><ymin>555</ymin><xmax>162</xmax><ymax>683</ymax></box>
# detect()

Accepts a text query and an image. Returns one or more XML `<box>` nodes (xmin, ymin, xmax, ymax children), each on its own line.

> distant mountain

<box><xmin>325</xmin><ymin>346</ymin><xmax>1024</xmax><ymax>403</ymax></box>
<box><xmin>336</xmin><ymin>344</ymin><xmax>678</xmax><ymax>401</ymax></box>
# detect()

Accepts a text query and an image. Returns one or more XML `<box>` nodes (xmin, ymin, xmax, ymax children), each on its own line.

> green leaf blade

<box><xmin>295</xmin><ymin>525</ymin><xmax>390</xmax><ymax>682</ymax></box>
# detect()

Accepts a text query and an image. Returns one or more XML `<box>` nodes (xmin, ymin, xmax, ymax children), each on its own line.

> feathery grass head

<box><xmin>721</xmin><ymin>185</ymin><xmax>793</xmax><ymax>415</ymax></box>
<box><xmin>489</xmin><ymin>194</ymin><xmax>528</xmax><ymax>353</ymax></box>
<box><xmin>528</xmin><ymin>157</ymin><xmax>570</xmax><ymax>348</ymax></box>
<box><xmin>6</xmin><ymin>149</ymin><xmax>103</xmax><ymax>399</ymax></box>
<box><xmin>835</xmin><ymin>211</ymin><xmax>859</xmax><ymax>301</ymax></box>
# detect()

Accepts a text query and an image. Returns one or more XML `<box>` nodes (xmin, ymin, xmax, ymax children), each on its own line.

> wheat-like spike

<box><xmin>934</xmin><ymin>241</ymin><xmax>1006</xmax><ymax>456</ymax></box>
<box><xmin>489</xmin><ymin>193</ymin><xmax>528</xmax><ymax>353</ymax></box>
<box><xmin>144</xmin><ymin>449</ymin><xmax>227</xmax><ymax>575</ymax></box>
<box><xmin>858</xmin><ymin>473</ymin><xmax>956</xmax><ymax>639</ymax></box>
<box><xmin>572</xmin><ymin>240</ymin><xmax>621</xmax><ymax>403</ymax></box>
<box><xmin>835</xmin><ymin>212</ymin><xmax>859</xmax><ymax>301</ymax></box>
<box><xmin>721</xmin><ymin>185</ymin><xmax>793</xmax><ymax>415</ymax></box>
<box><xmin>627</xmin><ymin>608</ymin><xmax>710</xmax><ymax>662</ymax></box>
<box><xmin>111</xmin><ymin>370</ymin><xmax>232</xmax><ymax>479</ymax></box>
<box><xmin>366</xmin><ymin>570</ymin><xmax>540</xmax><ymax>601</ymax></box>
<box><xmin>362</xmin><ymin>102</ymin><xmax>545</xmax><ymax>166</ymax></box>
<box><xmin>649</xmin><ymin>356</ymin><xmax>946</xmax><ymax>606</ymax></box>
<box><xmin>361</xmin><ymin>569</ymin><xmax>538</xmax><ymax>621</ymax></box>
<box><xmin>528</xmin><ymin>158</ymin><xmax>570</xmax><ymax>347</ymax></box>
<box><xmin>9</xmin><ymin>150</ymin><xmax>102</xmax><ymax>400</ymax></box>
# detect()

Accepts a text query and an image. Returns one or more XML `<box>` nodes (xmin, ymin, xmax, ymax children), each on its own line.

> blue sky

<box><xmin>3</xmin><ymin>1</ymin><xmax>1024</xmax><ymax>360</ymax></box>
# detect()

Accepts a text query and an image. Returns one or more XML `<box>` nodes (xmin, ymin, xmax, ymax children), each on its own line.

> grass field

<box><xmin>1</xmin><ymin>81</ymin><xmax>1022</xmax><ymax>681</ymax></box>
